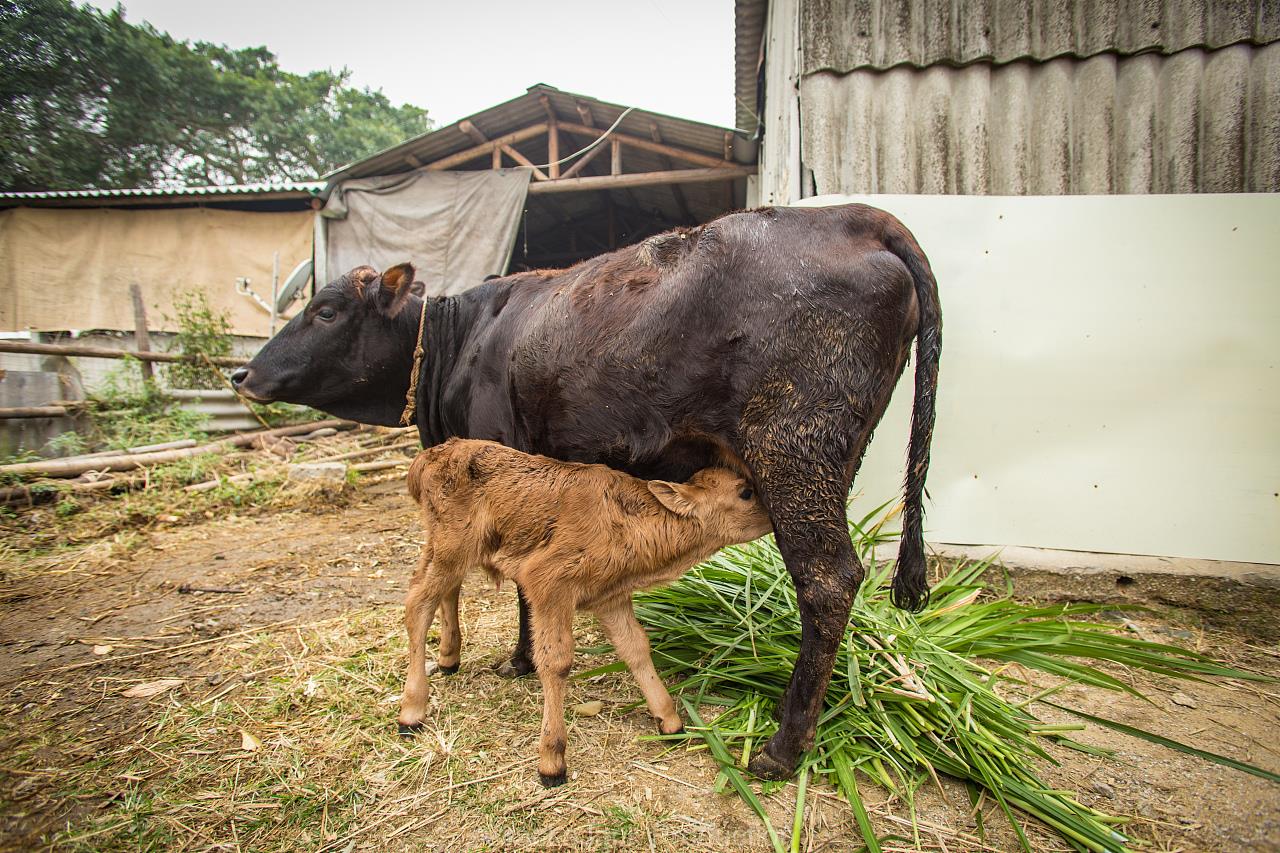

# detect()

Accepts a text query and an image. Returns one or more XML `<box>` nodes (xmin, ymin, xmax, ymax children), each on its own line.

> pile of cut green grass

<box><xmin>588</xmin><ymin>506</ymin><xmax>1276</xmax><ymax>853</ymax></box>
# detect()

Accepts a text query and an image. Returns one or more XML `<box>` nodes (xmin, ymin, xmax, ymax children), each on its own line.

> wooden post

<box><xmin>129</xmin><ymin>283</ymin><xmax>155</xmax><ymax>385</ymax></box>
<box><xmin>607</xmin><ymin>194</ymin><xmax>617</xmax><ymax>249</ymax></box>
<box><xmin>649</xmin><ymin>121</ymin><xmax>695</xmax><ymax>224</ymax></box>
<box><xmin>492</xmin><ymin>147</ymin><xmax>502</xmax><ymax>169</ymax></box>
<box><xmin>540</xmin><ymin>95</ymin><xmax>561</xmax><ymax>180</ymax></box>
<box><xmin>548</xmin><ymin>122</ymin><xmax>560</xmax><ymax>179</ymax></box>
<box><xmin>611</xmin><ymin>138</ymin><xmax>622</xmax><ymax>176</ymax></box>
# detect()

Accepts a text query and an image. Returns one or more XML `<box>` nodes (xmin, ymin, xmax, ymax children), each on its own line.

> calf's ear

<box><xmin>378</xmin><ymin>262</ymin><xmax>418</xmax><ymax>317</ymax></box>
<box><xmin>648</xmin><ymin>481</ymin><xmax>697</xmax><ymax>517</ymax></box>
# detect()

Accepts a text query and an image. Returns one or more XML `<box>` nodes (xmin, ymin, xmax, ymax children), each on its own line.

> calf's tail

<box><xmin>406</xmin><ymin>451</ymin><xmax>430</xmax><ymax>506</ymax></box>
<box><xmin>884</xmin><ymin>230</ymin><xmax>942</xmax><ymax>612</ymax></box>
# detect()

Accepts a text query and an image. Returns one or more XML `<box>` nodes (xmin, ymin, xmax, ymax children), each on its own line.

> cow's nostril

<box><xmin>230</xmin><ymin>367</ymin><xmax>249</xmax><ymax>387</ymax></box>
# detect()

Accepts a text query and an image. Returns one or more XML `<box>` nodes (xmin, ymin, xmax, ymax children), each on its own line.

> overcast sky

<box><xmin>85</xmin><ymin>0</ymin><xmax>738</xmax><ymax>129</ymax></box>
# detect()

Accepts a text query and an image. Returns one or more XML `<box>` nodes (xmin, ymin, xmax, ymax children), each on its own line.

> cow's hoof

<box><xmin>438</xmin><ymin>662</ymin><xmax>460</xmax><ymax>675</ymax></box>
<box><xmin>747</xmin><ymin>748</ymin><xmax>794</xmax><ymax>781</ymax></box>
<box><xmin>397</xmin><ymin>721</ymin><xmax>425</xmax><ymax>738</ymax></box>
<box><xmin>493</xmin><ymin>657</ymin><xmax>535</xmax><ymax>678</ymax></box>
<box><xmin>538</xmin><ymin>771</ymin><xmax>567</xmax><ymax>788</ymax></box>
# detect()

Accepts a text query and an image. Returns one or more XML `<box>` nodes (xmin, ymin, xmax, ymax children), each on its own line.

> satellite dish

<box><xmin>275</xmin><ymin>259</ymin><xmax>313</xmax><ymax>313</ymax></box>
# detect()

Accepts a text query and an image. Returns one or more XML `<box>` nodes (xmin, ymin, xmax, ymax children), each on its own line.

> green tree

<box><xmin>0</xmin><ymin>0</ymin><xmax>430</xmax><ymax>191</ymax></box>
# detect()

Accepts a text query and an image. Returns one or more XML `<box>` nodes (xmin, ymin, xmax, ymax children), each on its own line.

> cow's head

<box><xmin>231</xmin><ymin>263</ymin><xmax>425</xmax><ymax>425</ymax></box>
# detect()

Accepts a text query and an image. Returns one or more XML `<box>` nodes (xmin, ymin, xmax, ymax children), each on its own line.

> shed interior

<box><xmin>324</xmin><ymin>85</ymin><xmax>758</xmax><ymax>271</ymax></box>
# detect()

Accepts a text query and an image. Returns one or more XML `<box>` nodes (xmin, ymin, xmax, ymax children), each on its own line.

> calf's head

<box><xmin>231</xmin><ymin>264</ymin><xmax>424</xmax><ymax>425</ymax></box>
<box><xmin>648</xmin><ymin>468</ymin><xmax>773</xmax><ymax>545</ymax></box>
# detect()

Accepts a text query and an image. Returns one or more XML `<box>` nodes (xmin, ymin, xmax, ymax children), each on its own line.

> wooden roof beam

<box><xmin>458</xmin><ymin>120</ymin><xmax>488</xmax><ymax>145</ymax></box>
<box><xmin>500</xmin><ymin>145</ymin><xmax>549</xmax><ymax>181</ymax></box>
<box><xmin>575</xmin><ymin>101</ymin><xmax>595</xmax><ymax>128</ymax></box>
<box><xmin>558</xmin><ymin>121</ymin><xmax>730</xmax><ymax>169</ymax></box>
<box><xmin>527</xmin><ymin>165</ymin><xmax>755</xmax><ymax>194</ymax></box>
<box><xmin>425</xmin><ymin>123</ymin><xmax>547</xmax><ymax>171</ymax></box>
<box><xmin>557</xmin><ymin>138</ymin><xmax>609</xmax><ymax>180</ymax></box>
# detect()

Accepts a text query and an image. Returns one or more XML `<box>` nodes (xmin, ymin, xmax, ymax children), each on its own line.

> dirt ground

<box><xmin>1</xmin><ymin>478</ymin><xmax>1277</xmax><ymax>852</ymax></box>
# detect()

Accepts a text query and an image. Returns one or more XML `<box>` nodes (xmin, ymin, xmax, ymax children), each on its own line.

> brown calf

<box><xmin>397</xmin><ymin>438</ymin><xmax>772</xmax><ymax>785</ymax></box>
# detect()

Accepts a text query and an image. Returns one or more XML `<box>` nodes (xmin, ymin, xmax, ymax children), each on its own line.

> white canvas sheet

<box><xmin>323</xmin><ymin>168</ymin><xmax>531</xmax><ymax>296</ymax></box>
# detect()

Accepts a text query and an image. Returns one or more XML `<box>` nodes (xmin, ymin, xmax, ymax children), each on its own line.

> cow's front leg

<box><xmin>493</xmin><ymin>584</ymin><xmax>536</xmax><ymax>678</ymax></box>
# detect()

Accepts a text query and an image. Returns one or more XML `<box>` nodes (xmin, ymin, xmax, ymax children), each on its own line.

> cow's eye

<box><xmin>316</xmin><ymin>307</ymin><xmax>337</xmax><ymax>322</ymax></box>
<box><xmin>738</xmin><ymin>488</ymin><xmax>754</xmax><ymax>501</ymax></box>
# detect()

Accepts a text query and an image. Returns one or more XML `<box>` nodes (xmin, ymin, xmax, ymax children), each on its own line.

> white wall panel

<box><xmin>795</xmin><ymin>193</ymin><xmax>1279</xmax><ymax>564</ymax></box>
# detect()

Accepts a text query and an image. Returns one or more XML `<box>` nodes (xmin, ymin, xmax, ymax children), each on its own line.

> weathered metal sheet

<box><xmin>0</xmin><ymin>181</ymin><xmax>322</xmax><ymax>205</ymax></box>
<box><xmin>802</xmin><ymin>0</ymin><xmax>1280</xmax><ymax>73</ymax></box>
<box><xmin>735</xmin><ymin>0</ymin><xmax>769</xmax><ymax>130</ymax></box>
<box><xmin>800</xmin><ymin>43</ymin><xmax>1280</xmax><ymax>194</ymax></box>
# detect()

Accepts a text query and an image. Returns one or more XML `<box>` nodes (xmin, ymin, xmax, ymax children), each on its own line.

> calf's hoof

<box><xmin>437</xmin><ymin>662</ymin><xmax>460</xmax><ymax>675</ymax></box>
<box><xmin>493</xmin><ymin>656</ymin><xmax>535</xmax><ymax>679</ymax></box>
<box><xmin>747</xmin><ymin>747</ymin><xmax>794</xmax><ymax>781</ymax></box>
<box><xmin>538</xmin><ymin>771</ymin><xmax>568</xmax><ymax>788</ymax></box>
<box><xmin>657</xmin><ymin>718</ymin><xmax>685</xmax><ymax>736</ymax></box>
<box><xmin>397</xmin><ymin>721</ymin><xmax>425</xmax><ymax>738</ymax></box>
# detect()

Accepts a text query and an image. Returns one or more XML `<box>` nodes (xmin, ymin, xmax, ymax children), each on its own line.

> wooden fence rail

<box><xmin>0</xmin><ymin>340</ymin><xmax>243</xmax><ymax>367</ymax></box>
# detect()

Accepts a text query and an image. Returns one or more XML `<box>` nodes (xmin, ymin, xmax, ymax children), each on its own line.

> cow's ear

<box><xmin>378</xmin><ymin>262</ymin><xmax>417</xmax><ymax>316</ymax></box>
<box><xmin>648</xmin><ymin>481</ymin><xmax>697</xmax><ymax>517</ymax></box>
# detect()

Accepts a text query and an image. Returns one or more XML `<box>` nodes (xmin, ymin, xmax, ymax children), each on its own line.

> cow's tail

<box><xmin>885</xmin><ymin>229</ymin><xmax>942</xmax><ymax>613</ymax></box>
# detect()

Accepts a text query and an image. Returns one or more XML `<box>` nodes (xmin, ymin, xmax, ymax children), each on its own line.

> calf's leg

<box><xmin>531</xmin><ymin>599</ymin><xmax>575</xmax><ymax>786</ymax></box>
<box><xmin>436</xmin><ymin>586</ymin><xmax>462</xmax><ymax>674</ymax></box>
<box><xmin>398</xmin><ymin>552</ymin><xmax>462</xmax><ymax>735</ymax></box>
<box><xmin>594</xmin><ymin>596</ymin><xmax>682</xmax><ymax>735</ymax></box>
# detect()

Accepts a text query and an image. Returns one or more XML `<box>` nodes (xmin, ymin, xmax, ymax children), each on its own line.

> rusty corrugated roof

<box><xmin>802</xmin><ymin>0</ymin><xmax>1280</xmax><ymax>74</ymax></box>
<box><xmin>735</xmin><ymin>0</ymin><xmax>769</xmax><ymax>132</ymax></box>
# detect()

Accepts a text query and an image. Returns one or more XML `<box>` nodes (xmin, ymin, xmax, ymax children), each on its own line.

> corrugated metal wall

<box><xmin>798</xmin><ymin>0</ymin><xmax>1280</xmax><ymax>194</ymax></box>
<box><xmin>803</xmin><ymin>0</ymin><xmax>1278</xmax><ymax>71</ymax></box>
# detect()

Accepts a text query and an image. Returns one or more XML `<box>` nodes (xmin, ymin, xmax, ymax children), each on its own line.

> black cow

<box><xmin>232</xmin><ymin>203</ymin><xmax>942</xmax><ymax>779</ymax></box>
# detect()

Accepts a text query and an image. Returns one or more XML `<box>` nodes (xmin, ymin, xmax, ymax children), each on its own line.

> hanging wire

<box><xmin>529</xmin><ymin>107</ymin><xmax>637</xmax><ymax>169</ymax></box>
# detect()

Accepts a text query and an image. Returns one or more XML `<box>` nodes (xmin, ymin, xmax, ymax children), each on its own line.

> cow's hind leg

<box><xmin>740</xmin><ymin>405</ymin><xmax>877</xmax><ymax>779</ymax></box>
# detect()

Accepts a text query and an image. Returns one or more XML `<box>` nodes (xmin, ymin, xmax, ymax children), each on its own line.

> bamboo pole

<box><xmin>527</xmin><ymin>166</ymin><xmax>755</xmax><ymax>195</ymax></box>
<box><xmin>0</xmin><ymin>340</ymin><xmax>242</xmax><ymax>368</ymax></box>
<box><xmin>0</xmin><ymin>419</ymin><xmax>355</xmax><ymax>479</ymax></box>
<box><xmin>73</xmin><ymin>439</ymin><xmax>199</xmax><ymax>461</ymax></box>
<box><xmin>0</xmin><ymin>473</ymin><xmax>145</xmax><ymax>504</ymax></box>
<box><xmin>0</xmin><ymin>406</ymin><xmax>69</xmax><ymax>419</ymax></box>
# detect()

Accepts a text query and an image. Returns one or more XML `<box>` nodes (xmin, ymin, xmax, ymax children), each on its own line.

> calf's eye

<box><xmin>739</xmin><ymin>488</ymin><xmax>754</xmax><ymax>501</ymax></box>
<box><xmin>316</xmin><ymin>307</ymin><xmax>337</xmax><ymax>322</ymax></box>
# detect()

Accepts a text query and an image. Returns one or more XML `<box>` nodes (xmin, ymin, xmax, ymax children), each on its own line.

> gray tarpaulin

<box><xmin>322</xmin><ymin>168</ymin><xmax>531</xmax><ymax>296</ymax></box>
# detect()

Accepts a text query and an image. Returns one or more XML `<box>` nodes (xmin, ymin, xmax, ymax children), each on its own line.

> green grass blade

<box><xmin>1045</xmin><ymin>701</ymin><xmax>1280</xmax><ymax>784</ymax></box>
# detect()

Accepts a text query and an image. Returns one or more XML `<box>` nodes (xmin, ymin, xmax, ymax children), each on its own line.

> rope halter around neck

<box><xmin>400</xmin><ymin>296</ymin><xmax>429</xmax><ymax>427</ymax></box>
